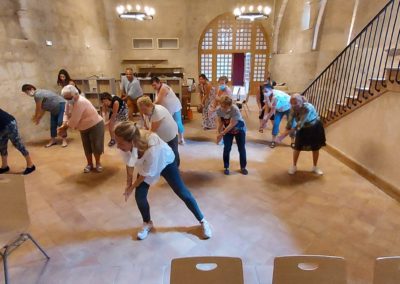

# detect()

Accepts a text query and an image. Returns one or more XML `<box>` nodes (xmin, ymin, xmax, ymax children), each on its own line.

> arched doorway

<box><xmin>198</xmin><ymin>13</ymin><xmax>270</xmax><ymax>95</ymax></box>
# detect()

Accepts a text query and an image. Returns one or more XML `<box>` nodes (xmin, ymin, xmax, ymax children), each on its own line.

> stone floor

<box><xmin>2</xmin><ymin>100</ymin><xmax>400</xmax><ymax>284</ymax></box>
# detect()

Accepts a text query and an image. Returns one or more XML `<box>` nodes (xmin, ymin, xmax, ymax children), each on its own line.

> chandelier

<box><xmin>116</xmin><ymin>4</ymin><xmax>155</xmax><ymax>20</ymax></box>
<box><xmin>233</xmin><ymin>5</ymin><xmax>271</xmax><ymax>21</ymax></box>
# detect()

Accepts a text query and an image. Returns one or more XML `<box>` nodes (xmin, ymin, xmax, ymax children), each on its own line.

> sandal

<box><xmin>258</xmin><ymin>128</ymin><xmax>264</xmax><ymax>133</ymax></box>
<box><xmin>45</xmin><ymin>141</ymin><xmax>57</xmax><ymax>148</ymax></box>
<box><xmin>270</xmin><ymin>142</ymin><xmax>276</xmax><ymax>148</ymax></box>
<box><xmin>108</xmin><ymin>139</ymin><xmax>116</xmax><ymax>147</ymax></box>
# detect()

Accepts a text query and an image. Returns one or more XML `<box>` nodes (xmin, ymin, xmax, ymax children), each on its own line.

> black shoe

<box><xmin>23</xmin><ymin>165</ymin><xmax>36</xmax><ymax>175</ymax></box>
<box><xmin>224</xmin><ymin>168</ymin><xmax>230</xmax><ymax>175</ymax></box>
<box><xmin>0</xmin><ymin>166</ymin><xmax>10</xmax><ymax>174</ymax></box>
<box><xmin>241</xmin><ymin>168</ymin><xmax>248</xmax><ymax>175</ymax></box>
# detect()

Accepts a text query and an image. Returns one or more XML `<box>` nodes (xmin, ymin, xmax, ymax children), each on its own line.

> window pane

<box><xmin>216</xmin><ymin>54</ymin><xmax>232</xmax><ymax>81</ymax></box>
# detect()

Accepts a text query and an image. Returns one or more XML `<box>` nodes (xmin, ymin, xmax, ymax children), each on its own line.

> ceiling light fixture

<box><xmin>233</xmin><ymin>5</ymin><xmax>271</xmax><ymax>21</ymax></box>
<box><xmin>116</xmin><ymin>3</ymin><xmax>155</xmax><ymax>20</ymax></box>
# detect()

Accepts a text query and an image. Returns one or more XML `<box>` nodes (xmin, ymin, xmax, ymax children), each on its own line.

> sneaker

<box><xmin>95</xmin><ymin>164</ymin><xmax>103</xmax><ymax>173</ymax></box>
<box><xmin>84</xmin><ymin>165</ymin><xmax>93</xmax><ymax>173</ymax></box>
<box><xmin>23</xmin><ymin>165</ymin><xmax>36</xmax><ymax>175</ymax></box>
<box><xmin>241</xmin><ymin>168</ymin><xmax>248</xmax><ymax>175</ymax></box>
<box><xmin>312</xmin><ymin>166</ymin><xmax>324</xmax><ymax>175</ymax></box>
<box><xmin>288</xmin><ymin>165</ymin><xmax>297</xmax><ymax>175</ymax></box>
<box><xmin>137</xmin><ymin>221</ymin><xmax>153</xmax><ymax>240</ymax></box>
<box><xmin>0</xmin><ymin>166</ymin><xmax>10</xmax><ymax>174</ymax></box>
<box><xmin>224</xmin><ymin>168</ymin><xmax>230</xmax><ymax>175</ymax></box>
<box><xmin>270</xmin><ymin>141</ymin><xmax>276</xmax><ymax>148</ymax></box>
<box><xmin>201</xmin><ymin>220</ymin><xmax>212</xmax><ymax>239</ymax></box>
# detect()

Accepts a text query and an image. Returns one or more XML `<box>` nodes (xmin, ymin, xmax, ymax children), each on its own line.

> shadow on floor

<box><xmin>60</xmin><ymin>166</ymin><xmax>121</xmax><ymax>189</ymax></box>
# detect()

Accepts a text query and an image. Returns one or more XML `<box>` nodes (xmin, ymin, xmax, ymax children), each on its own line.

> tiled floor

<box><xmin>2</xmin><ymin>100</ymin><xmax>400</xmax><ymax>284</ymax></box>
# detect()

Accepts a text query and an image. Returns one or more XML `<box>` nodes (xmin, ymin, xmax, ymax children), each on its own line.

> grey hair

<box><xmin>61</xmin><ymin>84</ymin><xmax>79</xmax><ymax>97</ymax></box>
<box><xmin>291</xmin><ymin>93</ymin><xmax>307</xmax><ymax>106</ymax></box>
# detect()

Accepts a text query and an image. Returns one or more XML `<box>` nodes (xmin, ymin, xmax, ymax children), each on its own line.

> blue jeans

<box><xmin>167</xmin><ymin>136</ymin><xmax>180</xmax><ymax>167</ymax></box>
<box><xmin>272</xmin><ymin>110</ymin><xmax>294</xmax><ymax>136</ymax></box>
<box><xmin>223</xmin><ymin>130</ymin><xmax>247</xmax><ymax>169</ymax></box>
<box><xmin>50</xmin><ymin>103</ymin><xmax>66</xmax><ymax>138</ymax></box>
<box><xmin>135</xmin><ymin>161</ymin><xmax>204</xmax><ymax>223</ymax></box>
<box><xmin>172</xmin><ymin>110</ymin><xmax>184</xmax><ymax>134</ymax></box>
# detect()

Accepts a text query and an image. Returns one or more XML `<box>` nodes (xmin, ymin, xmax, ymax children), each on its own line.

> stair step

<box><xmin>385</xmin><ymin>67</ymin><xmax>400</xmax><ymax>72</ymax></box>
<box><xmin>355</xmin><ymin>87</ymin><xmax>369</xmax><ymax>92</ymax></box>
<box><xmin>386</xmin><ymin>48</ymin><xmax>400</xmax><ymax>56</ymax></box>
<box><xmin>369</xmin><ymin>77</ymin><xmax>386</xmax><ymax>82</ymax></box>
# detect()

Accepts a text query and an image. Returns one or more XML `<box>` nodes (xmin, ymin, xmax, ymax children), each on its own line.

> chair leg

<box><xmin>24</xmin><ymin>234</ymin><xmax>50</xmax><ymax>260</ymax></box>
<box><xmin>1</xmin><ymin>248</ymin><xmax>10</xmax><ymax>284</ymax></box>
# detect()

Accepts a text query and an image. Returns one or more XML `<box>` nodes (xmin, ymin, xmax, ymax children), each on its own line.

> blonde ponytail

<box><xmin>114</xmin><ymin>121</ymin><xmax>151</xmax><ymax>152</ymax></box>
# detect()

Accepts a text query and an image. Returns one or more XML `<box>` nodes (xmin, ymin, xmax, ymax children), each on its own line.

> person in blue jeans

<box><xmin>261</xmin><ymin>85</ymin><xmax>295</xmax><ymax>148</ymax></box>
<box><xmin>115</xmin><ymin>121</ymin><xmax>212</xmax><ymax>240</ymax></box>
<box><xmin>216</xmin><ymin>95</ymin><xmax>248</xmax><ymax>176</ymax></box>
<box><xmin>22</xmin><ymin>84</ymin><xmax>68</xmax><ymax>148</ymax></box>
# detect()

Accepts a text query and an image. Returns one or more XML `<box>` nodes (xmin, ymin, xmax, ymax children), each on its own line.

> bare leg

<box><xmin>1</xmin><ymin>155</ymin><xmax>8</xmax><ymax>168</ymax></box>
<box><xmin>109</xmin><ymin>119</ymin><xmax>116</xmax><ymax>140</ymax></box>
<box><xmin>25</xmin><ymin>154</ymin><xmax>34</xmax><ymax>168</ymax></box>
<box><xmin>312</xmin><ymin>150</ymin><xmax>319</xmax><ymax>167</ymax></box>
<box><xmin>94</xmin><ymin>154</ymin><xmax>101</xmax><ymax>166</ymax></box>
<box><xmin>293</xmin><ymin>150</ymin><xmax>300</xmax><ymax>166</ymax></box>
<box><xmin>85</xmin><ymin>154</ymin><xmax>93</xmax><ymax>166</ymax></box>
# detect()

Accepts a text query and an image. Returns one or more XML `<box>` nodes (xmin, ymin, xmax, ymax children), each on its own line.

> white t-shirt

<box><xmin>156</xmin><ymin>84</ymin><xmax>182</xmax><ymax>115</ymax></box>
<box><xmin>141</xmin><ymin>105</ymin><xmax>178</xmax><ymax>143</ymax></box>
<box><xmin>120</xmin><ymin>133</ymin><xmax>175</xmax><ymax>185</ymax></box>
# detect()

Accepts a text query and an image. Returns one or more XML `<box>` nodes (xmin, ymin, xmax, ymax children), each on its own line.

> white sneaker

<box><xmin>201</xmin><ymin>220</ymin><xmax>212</xmax><ymax>239</ymax></box>
<box><xmin>137</xmin><ymin>221</ymin><xmax>153</xmax><ymax>240</ymax></box>
<box><xmin>312</xmin><ymin>166</ymin><xmax>324</xmax><ymax>175</ymax></box>
<box><xmin>288</xmin><ymin>165</ymin><xmax>297</xmax><ymax>175</ymax></box>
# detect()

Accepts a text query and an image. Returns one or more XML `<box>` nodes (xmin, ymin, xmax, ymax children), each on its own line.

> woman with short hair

<box><xmin>100</xmin><ymin>92</ymin><xmax>128</xmax><ymax>147</ymax></box>
<box><xmin>115</xmin><ymin>121</ymin><xmax>212</xmax><ymax>240</ymax></box>
<box><xmin>58</xmin><ymin>85</ymin><xmax>105</xmax><ymax>173</ymax></box>
<box><xmin>21</xmin><ymin>84</ymin><xmax>68</xmax><ymax>148</ymax></box>
<box><xmin>216</xmin><ymin>95</ymin><xmax>248</xmax><ymax>176</ymax></box>
<box><xmin>277</xmin><ymin>94</ymin><xmax>326</xmax><ymax>175</ymax></box>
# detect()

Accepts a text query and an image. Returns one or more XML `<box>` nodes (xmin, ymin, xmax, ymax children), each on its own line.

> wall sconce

<box><xmin>45</xmin><ymin>40</ymin><xmax>53</xmax><ymax>46</ymax></box>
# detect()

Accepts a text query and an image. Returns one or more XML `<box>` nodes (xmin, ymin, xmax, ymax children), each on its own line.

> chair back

<box><xmin>373</xmin><ymin>256</ymin><xmax>400</xmax><ymax>284</ymax></box>
<box><xmin>170</xmin><ymin>256</ymin><xmax>244</xmax><ymax>284</ymax></box>
<box><xmin>0</xmin><ymin>175</ymin><xmax>30</xmax><ymax>248</ymax></box>
<box><xmin>272</xmin><ymin>255</ymin><xmax>347</xmax><ymax>284</ymax></box>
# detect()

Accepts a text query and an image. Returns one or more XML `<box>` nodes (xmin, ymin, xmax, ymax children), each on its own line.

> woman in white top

<box><xmin>151</xmin><ymin>77</ymin><xmax>185</xmax><ymax>144</ymax></box>
<box><xmin>115</xmin><ymin>121</ymin><xmax>211</xmax><ymax>240</ymax></box>
<box><xmin>137</xmin><ymin>96</ymin><xmax>180</xmax><ymax>166</ymax></box>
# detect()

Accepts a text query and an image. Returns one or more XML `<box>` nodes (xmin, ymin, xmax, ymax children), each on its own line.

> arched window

<box><xmin>198</xmin><ymin>14</ymin><xmax>270</xmax><ymax>94</ymax></box>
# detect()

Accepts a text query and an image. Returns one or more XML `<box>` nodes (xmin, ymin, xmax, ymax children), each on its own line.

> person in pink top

<box><xmin>58</xmin><ymin>85</ymin><xmax>105</xmax><ymax>173</ymax></box>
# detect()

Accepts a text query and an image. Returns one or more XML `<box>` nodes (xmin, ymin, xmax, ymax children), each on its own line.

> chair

<box><xmin>373</xmin><ymin>256</ymin><xmax>400</xmax><ymax>284</ymax></box>
<box><xmin>234</xmin><ymin>86</ymin><xmax>250</xmax><ymax>117</ymax></box>
<box><xmin>272</xmin><ymin>255</ymin><xmax>347</xmax><ymax>284</ymax></box>
<box><xmin>170</xmin><ymin>256</ymin><xmax>244</xmax><ymax>284</ymax></box>
<box><xmin>0</xmin><ymin>175</ymin><xmax>50</xmax><ymax>284</ymax></box>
